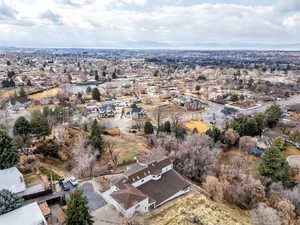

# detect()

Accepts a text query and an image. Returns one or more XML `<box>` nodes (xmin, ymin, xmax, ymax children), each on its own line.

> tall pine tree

<box><xmin>258</xmin><ymin>146</ymin><xmax>292</xmax><ymax>187</ymax></box>
<box><xmin>0</xmin><ymin>129</ymin><xmax>19</xmax><ymax>169</ymax></box>
<box><xmin>13</xmin><ymin>116</ymin><xmax>31</xmax><ymax>137</ymax></box>
<box><xmin>0</xmin><ymin>189</ymin><xmax>24</xmax><ymax>215</ymax></box>
<box><xmin>89</xmin><ymin>119</ymin><xmax>103</xmax><ymax>158</ymax></box>
<box><xmin>65</xmin><ymin>190</ymin><xmax>93</xmax><ymax>225</ymax></box>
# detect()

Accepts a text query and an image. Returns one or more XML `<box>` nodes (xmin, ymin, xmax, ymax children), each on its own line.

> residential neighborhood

<box><xmin>1</xmin><ymin>0</ymin><xmax>300</xmax><ymax>224</ymax></box>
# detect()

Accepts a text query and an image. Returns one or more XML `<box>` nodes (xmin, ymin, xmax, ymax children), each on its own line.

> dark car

<box><xmin>59</xmin><ymin>178</ymin><xmax>71</xmax><ymax>191</ymax></box>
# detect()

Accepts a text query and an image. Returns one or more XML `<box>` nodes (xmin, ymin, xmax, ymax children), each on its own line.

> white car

<box><xmin>69</xmin><ymin>176</ymin><xmax>79</xmax><ymax>186</ymax></box>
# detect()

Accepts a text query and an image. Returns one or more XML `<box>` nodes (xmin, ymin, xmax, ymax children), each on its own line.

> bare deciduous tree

<box><xmin>152</xmin><ymin>106</ymin><xmax>164</xmax><ymax>136</ymax></box>
<box><xmin>239</xmin><ymin>136</ymin><xmax>256</xmax><ymax>153</ymax></box>
<box><xmin>203</xmin><ymin>176</ymin><xmax>224</xmax><ymax>202</ymax></box>
<box><xmin>72</xmin><ymin>134</ymin><xmax>96</xmax><ymax>178</ymax></box>
<box><xmin>224</xmin><ymin>128</ymin><xmax>240</xmax><ymax>145</ymax></box>
<box><xmin>251</xmin><ymin>203</ymin><xmax>281</xmax><ymax>225</ymax></box>
<box><xmin>105</xmin><ymin>141</ymin><xmax>119</xmax><ymax>168</ymax></box>
<box><xmin>170</xmin><ymin>134</ymin><xmax>223</xmax><ymax>182</ymax></box>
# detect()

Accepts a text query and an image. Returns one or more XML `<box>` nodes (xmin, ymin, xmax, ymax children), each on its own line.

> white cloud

<box><xmin>0</xmin><ymin>0</ymin><xmax>299</xmax><ymax>47</ymax></box>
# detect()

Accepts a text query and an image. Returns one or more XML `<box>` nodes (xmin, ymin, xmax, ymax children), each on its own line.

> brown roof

<box><xmin>38</xmin><ymin>202</ymin><xmax>51</xmax><ymax>217</ymax></box>
<box><xmin>137</xmin><ymin>170</ymin><xmax>190</xmax><ymax>206</ymax></box>
<box><xmin>111</xmin><ymin>184</ymin><xmax>147</xmax><ymax>210</ymax></box>
<box><xmin>55</xmin><ymin>208</ymin><xmax>66</xmax><ymax>224</ymax></box>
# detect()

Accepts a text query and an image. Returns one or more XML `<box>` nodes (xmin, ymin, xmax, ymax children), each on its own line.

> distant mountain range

<box><xmin>1</xmin><ymin>42</ymin><xmax>300</xmax><ymax>50</ymax></box>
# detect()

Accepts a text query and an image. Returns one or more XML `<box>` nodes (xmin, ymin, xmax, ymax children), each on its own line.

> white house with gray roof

<box><xmin>0</xmin><ymin>167</ymin><xmax>26</xmax><ymax>195</ymax></box>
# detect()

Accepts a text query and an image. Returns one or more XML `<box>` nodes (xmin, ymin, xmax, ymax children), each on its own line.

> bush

<box><xmin>144</xmin><ymin>121</ymin><xmax>154</xmax><ymax>134</ymax></box>
<box><xmin>0</xmin><ymin>189</ymin><xmax>23</xmax><ymax>215</ymax></box>
<box><xmin>40</xmin><ymin>167</ymin><xmax>61</xmax><ymax>180</ymax></box>
<box><xmin>251</xmin><ymin>203</ymin><xmax>281</xmax><ymax>225</ymax></box>
<box><xmin>258</xmin><ymin>146</ymin><xmax>292</xmax><ymax>187</ymax></box>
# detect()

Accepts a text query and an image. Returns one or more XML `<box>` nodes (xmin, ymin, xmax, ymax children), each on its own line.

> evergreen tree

<box><xmin>258</xmin><ymin>146</ymin><xmax>292</xmax><ymax>187</ymax></box>
<box><xmin>144</xmin><ymin>121</ymin><xmax>154</xmax><ymax>134</ymax></box>
<box><xmin>89</xmin><ymin>119</ymin><xmax>103</xmax><ymax>157</ymax></box>
<box><xmin>92</xmin><ymin>88</ymin><xmax>100</xmax><ymax>101</ymax></box>
<box><xmin>244</xmin><ymin>118</ymin><xmax>258</xmax><ymax>137</ymax></box>
<box><xmin>253</xmin><ymin>113</ymin><xmax>267</xmax><ymax>135</ymax></box>
<box><xmin>0</xmin><ymin>129</ymin><xmax>19</xmax><ymax>169</ymax></box>
<box><xmin>30</xmin><ymin>110</ymin><xmax>51</xmax><ymax>137</ymax></box>
<box><xmin>65</xmin><ymin>190</ymin><xmax>93</xmax><ymax>225</ymax></box>
<box><xmin>0</xmin><ymin>189</ymin><xmax>24</xmax><ymax>215</ymax></box>
<box><xmin>173</xmin><ymin>126</ymin><xmax>187</xmax><ymax>140</ymax></box>
<box><xmin>192</xmin><ymin>128</ymin><xmax>198</xmax><ymax>134</ymax></box>
<box><xmin>265</xmin><ymin>105</ymin><xmax>283</xmax><ymax>127</ymax></box>
<box><xmin>95</xmin><ymin>73</ymin><xmax>99</xmax><ymax>81</ymax></box>
<box><xmin>272</xmin><ymin>136</ymin><xmax>287</xmax><ymax>152</ymax></box>
<box><xmin>26</xmin><ymin>79</ymin><xmax>32</xmax><ymax>86</ymax></box>
<box><xmin>206</xmin><ymin>127</ymin><xmax>221</xmax><ymax>142</ymax></box>
<box><xmin>19</xmin><ymin>87</ymin><xmax>27</xmax><ymax>98</ymax></box>
<box><xmin>112</xmin><ymin>71</ymin><xmax>117</xmax><ymax>79</ymax></box>
<box><xmin>163</xmin><ymin>121</ymin><xmax>171</xmax><ymax>133</ymax></box>
<box><xmin>86</xmin><ymin>86</ymin><xmax>92</xmax><ymax>95</ymax></box>
<box><xmin>13</xmin><ymin>116</ymin><xmax>31</xmax><ymax>137</ymax></box>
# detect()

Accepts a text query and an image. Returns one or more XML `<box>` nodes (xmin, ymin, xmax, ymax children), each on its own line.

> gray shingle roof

<box><xmin>0</xmin><ymin>167</ymin><xmax>26</xmax><ymax>194</ymax></box>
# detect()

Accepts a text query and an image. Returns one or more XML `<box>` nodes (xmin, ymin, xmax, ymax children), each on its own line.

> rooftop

<box><xmin>0</xmin><ymin>167</ymin><xmax>26</xmax><ymax>194</ymax></box>
<box><xmin>0</xmin><ymin>202</ymin><xmax>46</xmax><ymax>225</ymax></box>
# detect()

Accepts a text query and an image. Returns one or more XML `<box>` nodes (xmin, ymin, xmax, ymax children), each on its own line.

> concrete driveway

<box><xmin>91</xmin><ymin>204</ymin><xmax>123</xmax><ymax>225</ymax></box>
<box><xmin>79</xmin><ymin>183</ymin><xmax>107</xmax><ymax>211</ymax></box>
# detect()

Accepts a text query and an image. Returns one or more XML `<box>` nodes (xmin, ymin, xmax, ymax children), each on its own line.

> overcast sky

<box><xmin>0</xmin><ymin>0</ymin><xmax>300</xmax><ymax>48</ymax></box>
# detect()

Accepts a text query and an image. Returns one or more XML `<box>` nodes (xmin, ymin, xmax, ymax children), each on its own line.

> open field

<box><xmin>40</xmin><ymin>157</ymin><xmax>71</xmax><ymax>178</ymax></box>
<box><xmin>0</xmin><ymin>89</ymin><xmax>15</xmax><ymax>100</ymax></box>
<box><xmin>283</xmin><ymin>145</ymin><xmax>300</xmax><ymax>158</ymax></box>
<box><xmin>146</xmin><ymin>193</ymin><xmax>252</xmax><ymax>225</ymax></box>
<box><xmin>28</xmin><ymin>88</ymin><xmax>60</xmax><ymax>100</ymax></box>
<box><xmin>184</xmin><ymin>119</ymin><xmax>211</xmax><ymax>133</ymax></box>
<box><xmin>104</xmin><ymin>134</ymin><xmax>150</xmax><ymax>163</ymax></box>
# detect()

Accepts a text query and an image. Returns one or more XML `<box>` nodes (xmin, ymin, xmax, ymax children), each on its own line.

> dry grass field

<box><xmin>184</xmin><ymin>120</ymin><xmax>211</xmax><ymax>133</ymax></box>
<box><xmin>28</xmin><ymin>88</ymin><xmax>60</xmax><ymax>100</ymax></box>
<box><xmin>104</xmin><ymin>134</ymin><xmax>150</xmax><ymax>163</ymax></box>
<box><xmin>146</xmin><ymin>193</ymin><xmax>252</xmax><ymax>225</ymax></box>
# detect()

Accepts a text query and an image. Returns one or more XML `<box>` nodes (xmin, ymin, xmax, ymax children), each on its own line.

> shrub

<box><xmin>40</xmin><ymin>167</ymin><xmax>61</xmax><ymax>181</ymax></box>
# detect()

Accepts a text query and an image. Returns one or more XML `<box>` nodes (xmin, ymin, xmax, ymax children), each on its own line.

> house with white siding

<box><xmin>103</xmin><ymin>154</ymin><xmax>190</xmax><ymax>217</ymax></box>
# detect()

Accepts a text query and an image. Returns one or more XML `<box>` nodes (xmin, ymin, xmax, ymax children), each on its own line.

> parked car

<box><xmin>59</xmin><ymin>178</ymin><xmax>71</xmax><ymax>191</ymax></box>
<box><xmin>69</xmin><ymin>176</ymin><xmax>79</xmax><ymax>186</ymax></box>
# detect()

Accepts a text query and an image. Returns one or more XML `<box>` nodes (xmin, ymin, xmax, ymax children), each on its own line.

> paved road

<box><xmin>198</xmin><ymin>95</ymin><xmax>300</xmax><ymax>129</ymax></box>
<box><xmin>204</xmin><ymin>95</ymin><xmax>300</xmax><ymax>116</ymax></box>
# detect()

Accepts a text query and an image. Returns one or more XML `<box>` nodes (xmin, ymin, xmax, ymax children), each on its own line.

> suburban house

<box><xmin>0</xmin><ymin>167</ymin><xmax>26</xmax><ymax>195</ymax></box>
<box><xmin>7</xmin><ymin>97</ymin><xmax>32</xmax><ymax>112</ymax></box>
<box><xmin>103</xmin><ymin>154</ymin><xmax>190</xmax><ymax>217</ymax></box>
<box><xmin>0</xmin><ymin>202</ymin><xmax>47</xmax><ymax>225</ymax></box>
<box><xmin>125</xmin><ymin>107</ymin><xmax>147</xmax><ymax>120</ymax></box>
<box><xmin>98</xmin><ymin>104</ymin><xmax>116</xmax><ymax>118</ymax></box>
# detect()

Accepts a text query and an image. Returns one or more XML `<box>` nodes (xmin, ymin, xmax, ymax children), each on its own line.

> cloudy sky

<box><xmin>0</xmin><ymin>0</ymin><xmax>300</xmax><ymax>48</ymax></box>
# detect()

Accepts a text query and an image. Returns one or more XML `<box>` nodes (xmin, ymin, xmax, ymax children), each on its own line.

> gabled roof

<box><xmin>0</xmin><ymin>202</ymin><xmax>46</xmax><ymax>225</ymax></box>
<box><xmin>0</xmin><ymin>167</ymin><xmax>26</xmax><ymax>194</ymax></box>
<box><xmin>111</xmin><ymin>184</ymin><xmax>147</xmax><ymax>210</ymax></box>
<box><xmin>9</xmin><ymin>96</ymin><xmax>31</xmax><ymax>105</ymax></box>
<box><xmin>137</xmin><ymin>170</ymin><xmax>190</xmax><ymax>206</ymax></box>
